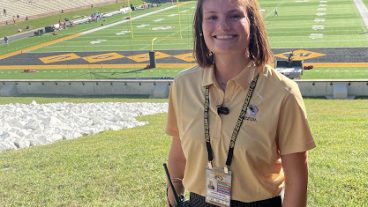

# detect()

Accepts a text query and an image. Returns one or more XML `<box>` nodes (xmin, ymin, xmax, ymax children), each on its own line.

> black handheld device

<box><xmin>163</xmin><ymin>163</ymin><xmax>189</xmax><ymax>207</ymax></box>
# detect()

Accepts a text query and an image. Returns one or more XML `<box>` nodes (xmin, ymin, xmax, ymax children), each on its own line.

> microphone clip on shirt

<box><xmin>217</xmin><ymin>105</ymin><xmax>230</xmax><ymax>115</ymax></box>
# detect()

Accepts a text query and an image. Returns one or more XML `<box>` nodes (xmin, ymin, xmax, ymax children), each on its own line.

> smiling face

<box><xmin>201</xmin><ymin>0</ymin><xmax>250</xmax><ymax>57</ymax></box>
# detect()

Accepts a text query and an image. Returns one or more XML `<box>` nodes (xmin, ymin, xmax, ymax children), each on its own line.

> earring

<box><xmin>209</xmin><ymin>51</ymin><xmax>214</xmax><ymax>64</ymax></box>
<box><xmin>199</xmin><ymin>32</ymin><xmax>203</xmax><ymax>37</ymax></box>
<box><xmin>245</xmin><ymin>50</ymin><xmax>250</xmax><ymax>58</ymax></box>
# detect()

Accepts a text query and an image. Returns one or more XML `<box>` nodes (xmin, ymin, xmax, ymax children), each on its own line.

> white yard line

<box><xmin>81</xmin><ymin>5</ymin><xmax>178</xmax><ymax>35</ymax></box>
<box><xmin>353</xmin><ymin>0</ymin><xmax>368</xmax><ymax>29</ymax></box>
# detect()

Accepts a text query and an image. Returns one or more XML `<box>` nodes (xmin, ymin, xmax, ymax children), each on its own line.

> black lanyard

<box><xmin>204</xmin><ymin>74</ymin><xmax>259</xmax><ymax>171</ymax></box>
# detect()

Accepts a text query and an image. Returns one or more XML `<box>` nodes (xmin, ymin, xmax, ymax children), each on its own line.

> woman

<box><xmin>166</xmin><ymin>0</ymin><xmax>315</xmax><ymax>206</ymax></box>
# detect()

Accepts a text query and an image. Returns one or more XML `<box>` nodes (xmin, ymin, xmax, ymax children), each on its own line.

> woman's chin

<box><xmin>213</xmin><ymin>49</ymin><xmax>246</xmax><ymax>57</ymax></box>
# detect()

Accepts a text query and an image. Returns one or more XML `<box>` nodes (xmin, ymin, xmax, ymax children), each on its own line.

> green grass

<box><xmin>0</xmin><ymin>2</ymin><xmax>168</xmax><ymax>55</ymax></box>
<box><xmin>0</xmin><ymin>0</ymin><xmax>144</xmax><ymax>37</ymax></box>
<box><xmin>306</xmin><ymin>99</ymin><xmax>368</xmax><ymax>206</ymax></box>
<box><xmin>1</xmin><ymin>0</ymin><xmax>367</xmax><ymax>52</ymax></box>
<box><xmin>302</xmin><ymin>67</ymin><xmax>368</xmax><ymax>79</ymax></box>
<box><xmin>0</xmin><ymin>113</ymin><xmax>170</xmax><ymax>206</ymax></box>
<box><xmin>0</xmin><ymin>68</ymin><xmax>183</xmax><ymax>79</ymax></box>
<box><xmin>27</xmin><ymin>0</ymin><xmax>368</xmax><ymax>53</ymax></box>
<box><xmin>1</xmin><ymin>0</ymin><xmax>367</xmax><ymax>80</ymax></box>
<box><xmin>1</xmin><ymin>67</ymin><xmax>367</xmax><ymax>80</ymax></box>
<box><xmin>261</xmin><ymin>0</ymin><xmax>368</xmax><ymax>48</ymax></box>
<box><xmin>32</xmin><ymin>2</ymin><xmax>195</xmax><ymax>53</ymax></box>
<box><xmin>363</xmin><ymin>0</ymin><xmax>368</xmax><ymax>8</ymax></box>
<box><xmin>0</xmin><ymin>98</ymin><xmax>367</xmax><ymax>206</ymax></box>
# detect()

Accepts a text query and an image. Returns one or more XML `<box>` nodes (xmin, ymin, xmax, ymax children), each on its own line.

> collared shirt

<box><xmin>166</xmin><ymin>64</ymin><xmax>316</xmax><ymax>202</ymax></box>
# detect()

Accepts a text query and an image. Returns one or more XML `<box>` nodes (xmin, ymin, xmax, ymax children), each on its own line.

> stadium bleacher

<box><xmin>0</xmin><ymin>0</ymin><xmax>117</xmax><ymax>24</ymax></box>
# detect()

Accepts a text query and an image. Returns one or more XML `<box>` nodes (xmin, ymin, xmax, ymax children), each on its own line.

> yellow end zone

<box><xmin>83</xmin><ymin>52</ymin><xmax>125</xmax><ymax>63</ymax></box>
<box><xmin>127</xmin><ymin>51</ymin><xmax>171</xmax><ymax>63</ymax></box>
<box><xmin>40</xmin><ymin>53</ymin><xmax>81</xmax><ymax>64</ymax></box>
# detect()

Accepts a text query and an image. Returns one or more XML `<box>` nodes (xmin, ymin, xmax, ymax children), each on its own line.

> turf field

<box><xmin>23</xmin><ymin>0</ymin><xmax>368</xmax><ymax>52</ymax></box>
<box><xmin>0</xmin><ymin>0</ymin><xmax>367</xmax><ymax>79</ymax></box>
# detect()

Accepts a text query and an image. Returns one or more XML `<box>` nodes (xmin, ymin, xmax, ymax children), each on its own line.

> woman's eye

<box><xmin>205</xmin><ymin>15</ymin><xmax>217</xmax><ymax>20</ymax></box>
<box><xmin>230</xmin><ymin>14</ymin><xmax>242</xmax><ymax>20</ymax></box>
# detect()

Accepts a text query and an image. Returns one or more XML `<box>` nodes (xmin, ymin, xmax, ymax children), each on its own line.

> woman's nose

<box><xmin>218</xmin><ymin>18</ymin><xmax>231</xmax><ymax>31</ymax></box>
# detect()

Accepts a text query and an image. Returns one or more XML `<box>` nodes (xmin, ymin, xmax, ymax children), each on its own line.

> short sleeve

<box><xmin>166</xmin><ymin>81</ymin><xmax>179</xmax><ymax>137</ymax></box>
<box><xmin>277</xmin><ymin>89</ymin><xmax>316</xmax><ymax>155</ymax></box>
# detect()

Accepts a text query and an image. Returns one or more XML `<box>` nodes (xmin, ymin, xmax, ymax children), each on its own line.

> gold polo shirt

<box><xmin>166</xmin><ymin>64</ymin><xmax>315</xmax><ymax>202</ymax></box>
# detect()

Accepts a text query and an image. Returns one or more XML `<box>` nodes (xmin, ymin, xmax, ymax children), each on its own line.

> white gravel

<box><xmin>0</xmin><ymin>101</ymin><xmax>168</xmax><ymax>152</ymax></box>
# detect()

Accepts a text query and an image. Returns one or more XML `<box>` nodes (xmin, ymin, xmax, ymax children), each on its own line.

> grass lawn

<box><xmin>1</xmin><ymin>66</ymin><xmax>367</xmax><ymax>80</ymax></box>
<box><xmin>363</xmin><ymin>0</ymin><xmax>368</xmax><ymax>8</ymax></box>
<box><xmin>0</xmin><ymin>67</ymin><xmax>184</xmax><ymax>79</ymax></box>
<box><xmin>0</xmin><ymin>98</ymin><xmax>367</xmax><ymax>206</ymax></box>
<box><xmin>302</xmin><ymin>67</ymin><xmax>368</xmax><ymax>79</ymax></box>
<box><xmin>0</xmin><ymin>62</ymin><xmax>366</xmax><ymax>82</ymax></box>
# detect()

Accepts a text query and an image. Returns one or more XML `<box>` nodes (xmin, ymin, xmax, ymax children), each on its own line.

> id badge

<box><xmin>205</xmin><ymin>167</ymin><xmax>232</xmax><ymax>207</ymax></box>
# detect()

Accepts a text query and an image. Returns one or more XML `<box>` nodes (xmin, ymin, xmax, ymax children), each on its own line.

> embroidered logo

<box><xmin>245</xmin><ymin>104</ymin><xmax>259</xmax><ymax>121</ymax></box>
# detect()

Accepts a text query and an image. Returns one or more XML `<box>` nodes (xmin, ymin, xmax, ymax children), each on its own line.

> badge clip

<box><xmin>208</xmin><ymin>161</ymin><xmax>213</xmax><ymax>169</ymax></box>
<box><xmin>224</xmin><ymin>166</ymin><xmax>229</xmax><ymax>174</ymax></box>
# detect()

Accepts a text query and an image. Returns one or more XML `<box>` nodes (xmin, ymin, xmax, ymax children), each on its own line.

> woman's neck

<box><xmin>214</xmin><ymin>55</ymin><xmax>251</xmax><ymax>89</ymax></box>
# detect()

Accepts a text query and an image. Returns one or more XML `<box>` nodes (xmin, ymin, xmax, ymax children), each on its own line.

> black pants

<box><xmin>188</xmin><ymin>193</ymin><xmax>282</xmax><ymax>207</ymax></box>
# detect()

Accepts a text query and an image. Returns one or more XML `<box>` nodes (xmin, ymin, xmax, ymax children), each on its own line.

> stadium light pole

<box><xmin>128</xmin><ymin>0</ymin><xmax>134</xmax><ymax>38</ymax></box>
<box><xmin>177</xmin><ymin>0</ymin><xmax>183</xmax><ymax>39</ymax></box>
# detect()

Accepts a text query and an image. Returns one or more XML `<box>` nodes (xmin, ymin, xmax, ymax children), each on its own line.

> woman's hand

<box><xmin>167</xmin><ymin>136</ymin><xmax>186</xmax><ymax>206</ymax></box>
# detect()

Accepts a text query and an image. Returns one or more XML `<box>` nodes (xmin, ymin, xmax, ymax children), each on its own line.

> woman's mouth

<box><xmin>214</xmin><ymin>35</ymin><xmax>237</xmax><ymax>40</ymax></box>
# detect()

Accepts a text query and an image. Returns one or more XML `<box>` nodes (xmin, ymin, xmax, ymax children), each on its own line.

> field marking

<box><xmin>152</xmin><ymin>26</ymin><xmax>173</xmax><ymax>30</ymax></box>
<box><xmin>115</xmin><ymin>30</ymin><xmax>130</xmax><ymax>36</ymax></box>
<box><xmin>0</xmin><ymin>63</ymin><xmax>195</xmax><ymax>70</ymax></box>
<box><xmin>0</xmin><ymin>34</ymin><xmax>81</xmax><ymax>60</ymax></box>
<box><xmin>136</xmin><ymin>24</ymin><xmax>150</xmax><ymax>28</ymax></box>
<box><xmin>309</xmin><ymin>33</ymin><xmax>324</xmax><ymax>39</ymax></box>
<box><xmin>353</xmin><ymin>0</ymin><xmax>368</xmax><ymax>28</ymax></box>
<box><xmin>80</xmin><ymin>2</ymin><xmax>191</xmax><ymax>35</ymax></box>
<box><xmin>153</xmin><ymin>18</ymin><xmax>164</xmax><ymax>22</ymax></box>
<box><xmin>90</xmin><ymin>39</ymin><xmax>107</xmax><ymax>44</ymax></box>
<box><xmin>312</xmin><ymin>25</ymin><xmax>324</xmax><ymax>30</ymax></box>
<box><xmin>0</xmin><ymin>3</ymin><xmax>191</xmax><ymax>60</ymax></box>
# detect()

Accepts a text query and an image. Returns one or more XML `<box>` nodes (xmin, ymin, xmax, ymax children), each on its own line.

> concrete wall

<box><xmin>0</xmin><ymin>79</ymin><xmax>171</xmax><ymax>98</ymax></box>
<box><xmin>0</xmin><ymin>79</ymin><xmax>367</xmax><ymax>99</ymax></box>
<box><xmin>297</xmin><ymin>80</ymin><xmax>368</xmax><ymax>99</ymax></box>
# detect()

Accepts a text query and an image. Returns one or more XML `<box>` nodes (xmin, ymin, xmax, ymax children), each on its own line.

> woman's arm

<box><xmin>281</xmin><ymin>151</ymin><xmax>309</xmax><ymax>207</ymax></box>
<box><xmin>167</xmin><ymin>135</ymin><xmax>186</xmax><ymax>207</ymax></box>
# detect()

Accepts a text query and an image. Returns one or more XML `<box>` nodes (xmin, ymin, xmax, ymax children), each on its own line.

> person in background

<box><xmin>4</xmin><ymin>36</ymin><xmax>9</xmax><ymax>45</ymax></box>
<box><xmin>166</xmin><ymin>0</ymin><xmax>315</xmax><ymax>206</ymax></box>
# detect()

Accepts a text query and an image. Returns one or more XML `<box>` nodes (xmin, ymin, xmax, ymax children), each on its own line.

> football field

<box><xmin>0</xmin><ymin>0</ymin><xmax>367</xmax><ymax>79</ymax></box>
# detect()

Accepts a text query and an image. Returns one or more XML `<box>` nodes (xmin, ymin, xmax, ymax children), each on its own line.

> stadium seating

<box><xmin>0</xmin><ymin>0</ymin><xmax>117</xmax><ymax>23</ymax></box>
